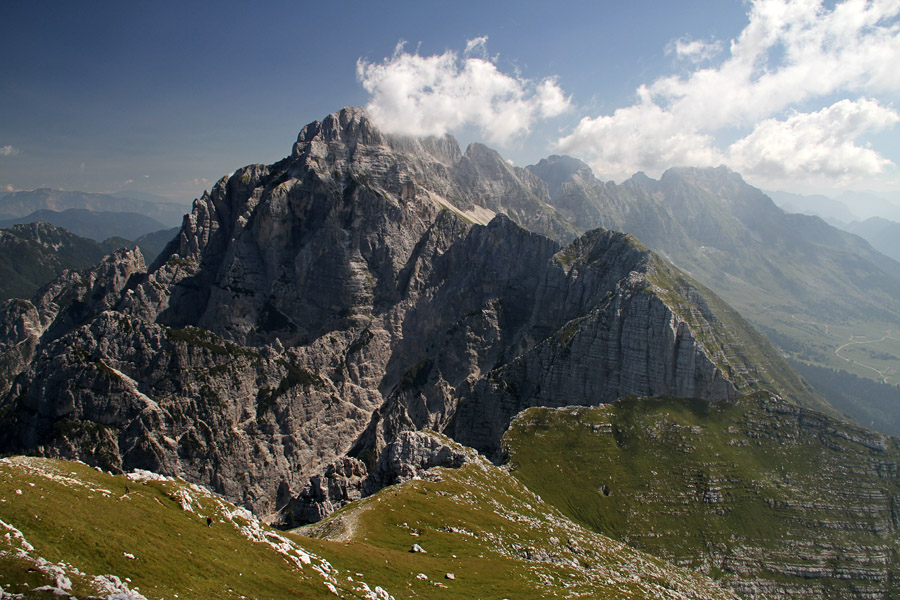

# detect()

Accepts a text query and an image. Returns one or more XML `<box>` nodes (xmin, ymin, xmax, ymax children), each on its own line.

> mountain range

<box><xmin>0</xmin><ymin>208</ymin><xmax>167</xmax><ymax>242</ymax></box>
<box><xmin>0</xmin><ymin>188</ymin><xmax>190</xmax><ymax>228</ymax></box>
<box><xmin>1</xmin><ymin>107</ymin><xmax>899</xmax><ymax>599</ymax></box>
<box><xmin>844</xmin><ymin>217</ymin><xmax>900</xmax><ymax>264</ymax></box>
<box><xmin>0</xmin><ymin>222</ymin><xmax>132</xmax><ymax>302</ymax></box>
<box><xmin>0</xmin><ymin>222</ymin><xmax>180</xmax><ymax>302</ymax></box>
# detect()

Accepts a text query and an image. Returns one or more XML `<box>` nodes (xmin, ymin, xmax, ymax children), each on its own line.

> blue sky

<box><xmin>1</xmin><ymin>0</ymin><xmax>898</xmax><ymax>202</ymax></box>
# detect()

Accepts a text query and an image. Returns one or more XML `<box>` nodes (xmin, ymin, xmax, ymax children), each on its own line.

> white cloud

<box><xmin>557</xmin><ymin>91</ymin><xmax>723</xmax><ymax>180</ymax></box>
<box><xmin>666</xmin><ymin>37</ymin><xmax>723</xmax><ymax>62</ymax></box>
<box><xmin>464</xmin><ymin>36</ymin><xmax>489</xmax><ymax>57</ymax></box>
<box><xmin>357</xmin><ymin>38</ymin><xmax>571</xmax><ymax>146</ymax></box>
<box><xmin>727</xmin><ymin>98</ymin><xmax>899</xmax><ymax>184</ymax></box>
<box><xmin>556</xmin><ymin>0</ymin><xmax>900</xmax><ymax>184</ymax></box>
<box><xmin>0</xmin><ymin>145</ymin><xmax>19</xmax><ymax>157</ymax></box>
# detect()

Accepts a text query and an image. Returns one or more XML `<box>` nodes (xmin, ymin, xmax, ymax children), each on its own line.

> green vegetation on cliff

<box><xmin>503</xmin><ymin>393</ymin><xmax>900</xmax><ymax>600</ymax></box>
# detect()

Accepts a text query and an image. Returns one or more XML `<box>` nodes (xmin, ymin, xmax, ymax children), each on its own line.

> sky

<box><xmin>1</xmin><ymin>0</ymin><xmax>899</xmax><ymax>203</ymax></box>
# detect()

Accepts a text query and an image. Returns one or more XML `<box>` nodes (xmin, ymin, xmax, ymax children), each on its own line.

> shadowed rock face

<box><xmin>0</xmin><ymin>108</ymin><xmax>816</xmax><ymax>521</ymax></box>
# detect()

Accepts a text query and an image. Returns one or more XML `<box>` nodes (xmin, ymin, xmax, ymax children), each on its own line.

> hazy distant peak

<box><xmin>0</xmin><ymin>188</ymin><xmax>188</xmax><ymax>227</ymax></box>
<box><xmin>660</xmin><ymin>164</ymin><xmax>742</xmax><ymax>184</ymax></box>
<box><xmin>525</xmin><ymin>155</ymin><xmax>596</xmax><ymax>199</ymax></box>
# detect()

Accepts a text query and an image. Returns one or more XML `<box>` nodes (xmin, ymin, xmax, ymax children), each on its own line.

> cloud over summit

<box><xmin>356</xmin><ymin>38</ymin><xmax>571</xmax><ymax>146</ymax></box>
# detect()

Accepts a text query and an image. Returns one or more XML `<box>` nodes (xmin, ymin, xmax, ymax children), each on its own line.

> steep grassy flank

<box><xmin>646</xmin><ymin>255</ymin><xmax>831</xmax><ymax>412</ymax></box>
<box><xmin>0</xmin><ymin>457</ymin><xmax>388</xmax><ymax>599</ymax></box>
<box><xmin>503</xmin><ymin>393</ymin><xmax>900</xmax><ymax>600</ymax></box>
<box><xmin>300</xmin><ymin>436</ymin><xmax>738</xmax><ymax>600</ymax></box>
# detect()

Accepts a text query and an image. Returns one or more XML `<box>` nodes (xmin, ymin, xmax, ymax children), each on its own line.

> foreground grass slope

<box><xmin>503</xmin><ymin>393</ymin><xmax>900</xmax><ymax>599</ymax></box>
<box><xmin>0</xmin><ymin>451</ymin><xmax>737</xmax><ymax>599</ymax></box>
<box><xmin>0</xmin><ymin>456</ymin><xmax>389</xmax><ymax>599</ymax></box>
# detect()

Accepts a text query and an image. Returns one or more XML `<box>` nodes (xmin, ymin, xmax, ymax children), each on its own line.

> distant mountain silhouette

<box><xmin>0</xmin><ymin>188</ymin><xmax>188</xmax><ymax>227</ymax></box>
<box><xmin>0</xmin><ymin>208</ymin><xmax>166</xmax><ymax>242</ymax></box>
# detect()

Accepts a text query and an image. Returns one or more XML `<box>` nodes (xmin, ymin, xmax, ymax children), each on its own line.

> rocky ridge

<box><xmin>0</xmin><ymin>108</ymin><xmax>819</xmax><ymax>523</ymax></box>
<box><xmin>524</xmin><ymin>157</ymin><xmax>900</xmax><ymax>429</ymax></box>
<box><xmin>0</xmin><ymin>222</ymin><xmax>132</xmax><ymax>303</ymax></box>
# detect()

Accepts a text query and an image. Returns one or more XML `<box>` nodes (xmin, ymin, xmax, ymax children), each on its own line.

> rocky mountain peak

<box><xmin>292</xmin><ymin>107</ymin><xmax>463</xmax><ymax>172</ymax></box>
<box><xmin>660</xmin><ymin>164</ymin><xmax>741</xmax><ymax>184</ymax></box>
<box><xmin>622</xmin><ymin>170</ymin><xmax>657</xmax><ymax>190</ymax></box>
<box><xmin>658</xmin><ymin>165</ymin><xmax>775</xmax><ymax>209</ymax></box>
<box><xmin>526</xmin><ymin>154</ymin><xmax>595</xmax><ymax>198</ymax></box>
<box><xmin>0</xmin><ymin>108</ymin><xmax>823</xmax><ymax>526</ymax></box>
<box><xmin>292</xmin><ymin>107</ymin><xmax>383</xmax><ymax>153</ymax></box>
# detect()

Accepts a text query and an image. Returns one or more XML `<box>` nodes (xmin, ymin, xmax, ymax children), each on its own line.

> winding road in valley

<box><xmin>791</xmin><ymin>314</ymin><xmax>899</xmax><ymax>384</ymax></box>
<box><xmin>833</xmin><ymin>334</ymin><xmax>900</xmax><ymax>384</ymax></box>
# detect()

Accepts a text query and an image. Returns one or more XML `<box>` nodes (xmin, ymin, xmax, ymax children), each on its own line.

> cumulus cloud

<box><xmin>0</xmin><ymin>145</ymin><xmax>20</xmax><ymax>157</ymax></box>
<box><xmin>557</xmin><ymin>0</ymin><xmax>900</xmax><ymax>184</ymax></box>
<box><xmin>357</xmin><ymin>37</ymin><xmax>571</xmax><ymax>145</ymax></box>
<box><xmin>557</xmin><ymin>91</ymin><xmax>723</xmax><ymax>179</ymax></box>
<box><xmin>727</xmin><ymin>98</ymin><xmax>899</xmax><ymax>183</ymax></box>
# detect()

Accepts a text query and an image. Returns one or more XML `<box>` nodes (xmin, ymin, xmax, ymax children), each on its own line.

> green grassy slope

<box><xmin>503</xmin><ymin>394</ymin><xmax>900</xmax><ymax>599</ymax></box>
<box><xmin>0</xmin><ymin>456</ymin><xmax>388</xmax><ymax>599</ymax></box>
<box><xmin>0</xmin><ymin>452</ymin><xmax>738</xmax><ymax>600</ymax></box>
<box><xmin>300</xmin><ymin>435</ymin><xmax>738</xmax><ymax>600</ymax></box>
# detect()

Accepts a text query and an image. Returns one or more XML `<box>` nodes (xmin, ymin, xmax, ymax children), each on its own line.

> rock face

<box><xmin>364</xmin><ymin>430</ymin><xmax>470</xmax><ymax>492</ymax></box>
<box><xmin>0</xmin><ymin>108</ymin><xmax>818</xmax><ymax>521</ymax></box>
<box><xmin>289</xmin><ymin>457</ymin><xmax>368</xmax><ymax>524</ymax></box>
<box><xmin>0</xmin><ymin>245</ymin><xmax>146</xmax><ymax>397</ymax></box>
<box><xmin>285</xmin><ymin>430</ymin><xmax>471</xmax><ymax>526</ymax></box>
<box><xmin>525</xmin><ymin>157</ymin><xmax>900</xmax><ymax>433</ymax></box>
